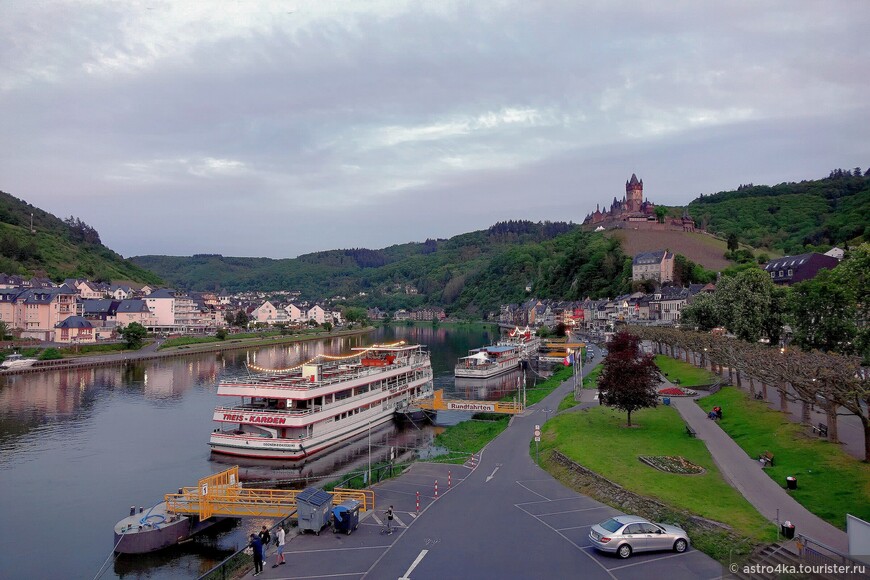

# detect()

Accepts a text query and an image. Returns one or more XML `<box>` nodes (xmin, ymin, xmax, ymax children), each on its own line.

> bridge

<box><xmin>414</xmin><ymin>388</ymin><xmax>524</xmax><ymax>415</ymax></box>
<box><xmin>163</xmin><ymin>466</ymin><xmax>374</xmax><ymax>520</ymax></box>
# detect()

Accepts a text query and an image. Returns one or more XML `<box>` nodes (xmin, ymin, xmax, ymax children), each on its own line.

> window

<box><xmin>788</xmin><ymin>269</ymin><xmax>793</xmax><ymax>276</ymax></box>
<box><xmin>778</xmin><ymin>271</ymin><xmax>783</xmax><ymax>277</ymax></box>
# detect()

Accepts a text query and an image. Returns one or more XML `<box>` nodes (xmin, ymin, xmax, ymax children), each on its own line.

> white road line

<box><xmin>536</xmin><ymin>505</ymin><xmax>613</xmax><ymax>517</ymax></box>
<box><xmin>398</xmin><ymin>549</ymin><xmax>429</xmax><ymax>580</ymax></box>
<box><xmin>606</xmin><ymin>549</ymin><xmax>692</xmax><ymax>571</ymax></box>
<box><xmin>392</xmin><ymin>514</ymin><xmax>407</xmax><ymax>528</ymax></box>
<box><xmin>515</xmin><ymin>496</ymin><xmax>588</xmax><ymax>506</ymax></box>
<box><xmin>486</xmin><ymin>466</ymin><xmax>500</xmax><ymax>482</ymax></box>
<box><xmin>514</xmin><ymin>480</ymin><xmax>550</xmax><ymax>500</ymax></box>
<box><xmin>408</xmin><ymin>512</ymin><xmax>417</xmax><ymax>519</ymax></box>
<box><xmin>287</xmin><ymin>545</ymin><xmax>392</xmax><ymax>554</ymax></box>
<box><xmin>371</xmin><ymin>514</ymin><xmax>383</xmax><ymax>526</ymax></box>
<box><xmin>514</xmin><ymin>503</ymin><xmax>617</xmax><ymax>580</ymax></box>
<box><xmin>555</xmin><ymin>524</ymin><xmax>593</xmax><ymax>531</ymax></box>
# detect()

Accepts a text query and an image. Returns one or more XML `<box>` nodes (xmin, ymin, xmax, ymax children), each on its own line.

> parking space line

<box><xmin>607</xmin><ymin>550</ymin><xmax>692</xmax><ymax>571</ymax></box>
<box><xmin>277</xmin><ymin>573</ymin><xmax>365</xmax><ymax>579</ymax></box>
<box><xmin>515</xmin><ymin>496</ymin><xmax>589</xmax><ymax>506</ymax></box>
<box><xmin>392</xmin><ymin>514</ymin><xmax>406</xmax><ymax>528</ymax></box>
<box><xmin>514</xmin><ymin>503</ymin><xmax>617</xmax><ymax>580</ymax></box>
<box><xmin>555</xmin><ymin>524</ymin><xmax>593</xmax><ymax>531</ymax></box>
<box><xmin>371</xmin><ymin>514</ymin><xmax>383</xmax><ymax>526</ymax></box>
<box><xmin>537</xmin><ymin>505</ymin><xmax>613</xmax><ymax>517</ymax></box>
<box><xmin>287</xmin><ymin>545</ymin><xmax>392</xmax><ymax>555</ymax></box>
<box><xmin>515</xmin><ymin>480</ymin><xmax>551</xmax><ymax>500</ymax></box>
<box><xmin>374</xmin><ymin>487</ymin><xmax>433</xmax><ymax>498</ymax></box>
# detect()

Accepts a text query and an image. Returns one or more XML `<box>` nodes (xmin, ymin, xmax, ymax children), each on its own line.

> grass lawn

<box><xmin>699</xmin><ymin>388</ymin><xmax>870</xmax><ymax>528</ymax></box>
<box><xmin>523</xmin><ymin>365</ymin><xmax>573</xmax><ymax>406</ymax></box>
<box><xmin>434</xmin><ymin>417</ymin><xmax>510</xmax><ymax>456</ymax></box>
<box><xmin>655</xmin><ymin>355</ymin><xmax>719</xmax><ymax>387</ymax></box>
<box><xmin>539</xmin><ymin>405</ymin><xmax>773</xmax><ymax>554</ymax></box>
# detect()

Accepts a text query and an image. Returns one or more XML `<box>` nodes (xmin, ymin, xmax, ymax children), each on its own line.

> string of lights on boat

<box><xmin>246</xmin><ymin>341</ymin><xmax>407</xmax><ymax>374</ymax></box>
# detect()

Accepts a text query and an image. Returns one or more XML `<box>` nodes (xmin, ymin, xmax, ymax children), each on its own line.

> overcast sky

<box><xmin>1</xmin><ymin>1</ymin><xmax>867</xmax><ymax>259</ymax></box>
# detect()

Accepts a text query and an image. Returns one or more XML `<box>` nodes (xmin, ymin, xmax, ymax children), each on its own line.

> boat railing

<box><xmin>223</xmin><ymin>358</ymin><xmax>428</xmax><ymax>390</ymax></box>
<box><xmin>215</xmin><ymin>405</ymin><xmax>314</xmax><ymax>416</ymax></box>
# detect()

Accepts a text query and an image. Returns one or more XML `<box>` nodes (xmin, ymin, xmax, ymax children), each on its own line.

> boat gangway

<box><xmin>414</xmin><ymin>389</ymin><xmax>524</xmax><ymax>415</ymax></box>
<box><xmin>163</xmin><ymin>466</ymin><xmax>374</xmax><ymax>520</ymax></box>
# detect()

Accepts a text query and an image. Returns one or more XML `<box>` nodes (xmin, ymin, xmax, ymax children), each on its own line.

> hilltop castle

<box><xmin>582</xmin><ymin>174</ymin><xmax>695</xmax><ymax>232</ymax></box>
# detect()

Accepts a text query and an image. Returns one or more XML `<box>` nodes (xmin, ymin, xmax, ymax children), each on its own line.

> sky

<box><xmin>1</xmin><ymin>1</ymin><xmax>868</xmax><ymax>259</ymax></box>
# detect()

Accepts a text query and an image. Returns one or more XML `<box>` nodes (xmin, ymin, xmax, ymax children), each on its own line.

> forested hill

<box><xmin>133</xmin><ymin>221</ymin><xmax>631</xmax><ymax>315</ymax></box>
<box><xmin>687</xmin><ymin>169</ymin><xmax>869</xmax><ymax>255</ymax></box>
<box><xmin>0</xmin><ymin>190</ymin><xmax>163</xmax><ymax>285</ymax></box>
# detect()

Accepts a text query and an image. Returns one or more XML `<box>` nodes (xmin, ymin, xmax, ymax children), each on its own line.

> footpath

<box><xmin>243</xmin><ymin>353</ymin><xmax>722</xmax><ymax>580</ymax></box>
<box><xmin>668</xmin><ymin>385</ymin><xmax>850</xmax><ymax>553</ymax></box>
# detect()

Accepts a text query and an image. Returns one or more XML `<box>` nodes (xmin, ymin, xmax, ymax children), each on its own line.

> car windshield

<box><xmin>598</xmin><ymin>518</ymin><xmax>623</xmax><ymax>533</ymax></box>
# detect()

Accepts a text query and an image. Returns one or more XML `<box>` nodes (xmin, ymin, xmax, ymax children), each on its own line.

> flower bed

<box><xmin>639</xmin><ymin>455</ymin><xmax>705</xmax><ymax>475</ymax></box>
<box><xmin>658</xmin><ymin>386</ymin><xmax>696</xmax><ymax>397</ymax></box>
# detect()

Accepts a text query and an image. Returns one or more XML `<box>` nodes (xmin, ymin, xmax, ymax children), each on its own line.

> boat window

<box><xmin>335</xmin><ymin>388</ymin><xmax>352</xmax><ymax>401</ymax></box>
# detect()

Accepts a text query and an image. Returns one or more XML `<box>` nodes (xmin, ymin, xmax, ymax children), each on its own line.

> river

<box><xmin>0</xmin><ymin>323</ymin><xmax>544</xmax><ymax>580</ymax></box>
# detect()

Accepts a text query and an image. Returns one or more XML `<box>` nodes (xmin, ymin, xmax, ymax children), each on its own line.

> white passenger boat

<box><xmin>499</xmin><ymin>326</ymin><xmax>541</xmax><ymax>358</ymax></box>
<box><xmin>0</xmin><ymin>353</ymin><xmax>38</xmax><ymax>370</ymax></box>
<box><xmin>209</xmin><ymin>343</ymin><xmax>433</xmax><ymax>460</ymax></box>
<box><xmin>454</xmin><ymin>345</ymin><xmax>521</xmax><ymax>379</ymax></box>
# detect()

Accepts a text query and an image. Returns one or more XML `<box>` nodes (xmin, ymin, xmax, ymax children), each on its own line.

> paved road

<box><xmin>251</xmin><ymin>354</ymin><xmax>723</xmax><ymax>580</ymax></box>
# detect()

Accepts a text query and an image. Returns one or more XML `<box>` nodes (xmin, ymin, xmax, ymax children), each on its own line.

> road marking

<box><xmin>516</xmin><ymin>496</ymin><xmax>587</xmax><ymax>506</ymax></box>
<box><xmin>392</xmin><ymin>514</ymin><xmax>406</xmax><ymax>528</ymax></box>
<box><xmin>515</xmin><ymin>480</ymin><xmax>550</xmax><ymax>500</ymax></box>
<box><xmin>486</xmin><ymin>466</ymin><xmax>500</xmax><ymax>482</ymax></box>
<box><xmin>408</xmin><ymin>512</ymin><xmax>417</xmax><ymax>519</ymax></box>
<box><xmin>287</xmin><ymin>545</ymin><xmax>392</xmax><ymax>554</ymax></box>
<box><xmin>537</xmin><ymin>505</ymin><xmax>614</xmax><ymax>517</ymax></box>
<box><xmin>398</xmin><ymin>549</ymin><xmax>429</xmax><ymax>580</ymax></box>
<box><xmin>555</xmin><ymin>524</ymin><xmax>593</xmax><ymax>531</ymax></box>
<box><xmin>371</xmin><ymin>514</ymin><xmax>383</xmax><ymax>525</ymax></box>
<box><xmin>274</xmin><ymin>573</ymin><xmax>364</xmax><ymax>579</ymax></box>
<box><xmin>607</xmin><ymin>550</ymin><xmax>692</xmax><ymax>571</ymax></box>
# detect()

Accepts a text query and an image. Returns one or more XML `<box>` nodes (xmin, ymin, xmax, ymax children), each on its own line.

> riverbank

<box><xmin>0</xmin><ymin>326</ymin><xmax>376</xmax><ymax>375</ymax></box>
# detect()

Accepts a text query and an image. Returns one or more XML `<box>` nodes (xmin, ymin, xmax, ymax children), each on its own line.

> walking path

<box><xmin>669</xmin><ymin>390</ymin><xmax>849</xmax><ymax>553</ymax></box>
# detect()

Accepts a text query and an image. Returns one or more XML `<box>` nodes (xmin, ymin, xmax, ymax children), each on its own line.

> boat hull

<box><xmin>113</xmin><ymin>503</ymin><xmax>223</xmax><ymax>554</ymax></box>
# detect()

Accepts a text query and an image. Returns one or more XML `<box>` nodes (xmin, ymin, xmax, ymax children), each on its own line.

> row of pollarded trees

<box><xmin>630</xmin><ymin>326</ymin><xmax>870</xmax><ymax>462</ymax></box>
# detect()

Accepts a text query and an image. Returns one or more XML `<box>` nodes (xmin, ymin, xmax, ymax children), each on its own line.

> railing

<box><xmin>796</xmin><ymin>533</ymin><xmax>867</xmax><ymax>571</ymax></box>
<box><xmin>222</xmin><ymin>357</ymin><xmax>429</xmax><ymax>390</ymax></box>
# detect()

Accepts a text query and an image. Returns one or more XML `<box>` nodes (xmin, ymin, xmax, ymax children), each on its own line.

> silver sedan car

<box><xmin>589</xmin><ymin>515</ymin><xmax>690</xmax><ymax>559</ymax></box>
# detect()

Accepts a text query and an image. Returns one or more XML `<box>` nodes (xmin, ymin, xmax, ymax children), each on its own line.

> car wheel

<box><xmin>674</xmin><ymin>539</ymin><xmax>688</xmax><ymax>553</ymax></box>
<box><xmin>617</xmin><ymin>544</ymin><xmax>632</xmax><ymax>559</ymax></box>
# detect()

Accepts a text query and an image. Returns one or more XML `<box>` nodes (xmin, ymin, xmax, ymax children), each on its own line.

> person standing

<box><xmin>385</xmin><ymin>505</ymin><xmax>394</xmax><ymax>534</ymax></box>
<box><xmin>249</xmin><ymin>533</ymin><xmax>264</xmax><ymax>576</ymax></box>
<box><xmin>272</xmin><ymin>525</ymin><xmax>286</xmax><ymax>568</ymax></box>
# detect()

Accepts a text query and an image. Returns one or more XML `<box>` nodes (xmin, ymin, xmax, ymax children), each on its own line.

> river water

<box><xmin>0</xmin><ymin>323</ymin><xmax>544</xmax><ymax>580</ymax></box>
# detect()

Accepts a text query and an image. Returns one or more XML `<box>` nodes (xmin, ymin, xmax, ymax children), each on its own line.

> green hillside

<box><xmin>0</xmin><ymin>190</ymin><xmax>163</xmax><ymax>284</ymax></box>
<box><xmin>687</xmin><ymin>169</ymin><xmax>869</xmax><ymax>254</ymax></box>
<box><xmin>134</xmin><ymin>222</ymin><xmax>632</xmax><ymax>315</ymax></box>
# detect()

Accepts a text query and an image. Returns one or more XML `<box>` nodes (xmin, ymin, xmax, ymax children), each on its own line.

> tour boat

<box><xmin>209</xmin><ymin>343</ymin><xmax>433</xmax><ymax>460</ymax></box>
<box><xmin>0</xmin><ymin>353</ymin><xmax>38</xmax><ymax>370</ymax></box>
<box><xmin>454</xmin><ymin>345</ymin><xmax>521</xmax><ymax>379</ymax></box>
<box><xmin>498</xmin><ymin>325</ymin><xmax>541</xmax><ymax>358</ymax></box>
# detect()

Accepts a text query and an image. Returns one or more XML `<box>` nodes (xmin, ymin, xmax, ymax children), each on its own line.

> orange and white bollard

<box><xmin>434</xmin><ymin>479</ymin><xmax>439</xmax><ymax>498</ymax></box>
<box><xmin>416</xmin><ymin>491</ymin><xmax>420</xmax><ymax>514</ymax></box>
<box><xmin>448</xmin><ymin>470</ymin><xmax>452</xmax><ymax>489</ymax></box>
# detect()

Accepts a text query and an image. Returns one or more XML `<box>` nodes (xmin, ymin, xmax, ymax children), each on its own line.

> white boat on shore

<box><xmin>0</xmin><ymin>353</ymin><xmax>38</xmax><ymax>371</ymax></box>
<box><xmin>209</xmin><ymin>343</ymin><xmax>433</xmax><ymax>460</ymax></box>
<box><xmin>498</xmin><ymin>326</ymin><xmax>541</xmax><ymax>358</ymax></box>
<box><xmin>454</xmin><ymin>345</ymin><xmax>521</xmax><ymax>379</ymax></box>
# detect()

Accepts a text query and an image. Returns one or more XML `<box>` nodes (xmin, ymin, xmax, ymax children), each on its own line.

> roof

<box><xmin>82</xmin><ymin>299</ymin><xmax>119</xmax><ymax>315</ymax></box>
<box><xmin>56</xmin><ymin>316</ymin><xmax>93</xmax><ymax>329</ymax></box>
<box><xmin>117</xmin><ymin>299</ymin><xmax>150</xmax><ymax>313</ymax></box>
<box><xmin>632</xmin><ymin>250</ymin><xmax>670</xmax><ymax>265</ymax></box>
<box><xmin>148</xmin><ymin>288</ymin><xmax>176</xmax><ymax>298</ymax></box>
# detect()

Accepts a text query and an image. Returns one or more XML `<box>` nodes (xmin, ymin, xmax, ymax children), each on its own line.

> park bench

<box><xmin>759</xmin><ymin>451</ymin><xmax>774</xmax><ymax>467</ymax></box>
<box><xmin>812</xmin><ymin>423</ymin><xmax>828</xmax><ymax>437</ymax></box>
<box><xmin>685</xmin><ymin>424</ymin><xmax>697</xmax><ymax>438</ymax></box>
<box><xmin>754</xmin><ymin>392</ymin><xmax>764</xmax><ymax>400</ymax></box>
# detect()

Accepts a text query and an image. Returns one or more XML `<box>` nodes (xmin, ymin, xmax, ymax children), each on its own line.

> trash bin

<box><xmin>663</xmin><ymin>397</ymin><xmax>671</xmax><ymax>406</ymax></box>
<box><xmin>332</xmin><ymin>499</ymin><xmax>361</xmax><ymax>535</ymax></box>
<box><xmin>786</xmin><ymin>476</ymin><xmax>797</xmax><ymax>490</ymax></box>
<box><xmin>296</xmin><ymin>487</ymin><xmax>333</xmax><ymax>535</ymax></box>
<box><xmin>781</xmin><ymin>522</ymin><xmax>795</xmax><ymax>539</ymax></box>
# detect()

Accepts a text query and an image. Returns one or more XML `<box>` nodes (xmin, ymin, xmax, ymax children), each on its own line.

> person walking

<box><xmin>272</xmin><ymin>525</ymin><xmax>286</xmax><ymax>568</ymax></box>
<box><xmin>249</xmin><ymin>533</ymin><xmax>264</xmax><ymax>576</ymax></box>
<box><xmin>385</xmin><ymin>505</ymin><xmax>394</xmax><ymax>534</ymax></box>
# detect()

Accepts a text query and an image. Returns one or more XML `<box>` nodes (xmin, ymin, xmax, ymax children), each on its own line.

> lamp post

<box><xmin>367</xmin><ymin>414</ymin><xmax>372</xmax><ymax>485</ymax></box>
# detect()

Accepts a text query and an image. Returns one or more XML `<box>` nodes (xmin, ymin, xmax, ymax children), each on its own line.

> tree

<box><xmin>727</xmin><ymin>233</ymin><xmax>739</xmax><ymax>252</ymax></box>
<box><xmin>654</xmin><ymin>206</ymin><xmax>667</xmax><ymax>224</ymax></box>
<box><xmin>714</xmin><ymin>268</ymin><xmax>784</xmax><ymax>343</ymax></box>
<box><xmin>215</xmin><ymin>328</ymin><xmax>228</xmax><ymax>340</ymax></box>
<box><xmin>597</xmin><ymin>332</ymin><xmax>660</xmax><ymax>426</ymax></box>
<box><xmin>343</xmin><ymin>306</ymin><xmax>368</xmax><ymax>326</ymax></box>
<box><xmin>788</xmin><ymin>269</ymin><xmax>856</xmax><ymax>353</ymax></box>
<box><xmin>322</xmin><ymin>321</ymin><xmax>333</xmax><ymax>332</ymax></box>
<box><xmin>234</xmin><ymin>310</ymin><xmax>249</xmax><ymax>328</ymax></box>
<box><xmin>831</xmin><ymin>243</ymin><xmax>870</xmax><ymax>363</ymax></box>
<box><xmin>119</xmin><ymin>322</ymin><xmax>148</xmax><ymax>349</ymax></box>
<box><xmin>681</xmin><ymin>292</ymin><xmax>721</xmax><ymax>331</ymax></box>
<box><xmin>0</xmin><ymin>320</ymin><xmax>7</xmax><ymax>340</ymax></box>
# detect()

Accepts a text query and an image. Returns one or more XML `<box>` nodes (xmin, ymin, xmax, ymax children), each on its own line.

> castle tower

<box><xmin>625</xmin><ymin>173</ymin><xmax>643</xmax><ymax>212</ymax></box>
